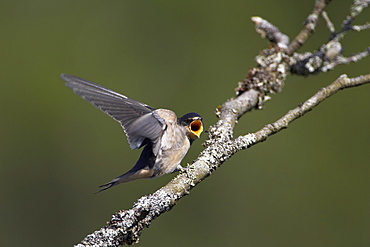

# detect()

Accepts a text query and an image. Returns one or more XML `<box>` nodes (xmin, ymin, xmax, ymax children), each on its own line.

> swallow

<box><xmin>61</xmin><ymin>74</ymin><xmax>203</xmax><ymax>192</ymax></box>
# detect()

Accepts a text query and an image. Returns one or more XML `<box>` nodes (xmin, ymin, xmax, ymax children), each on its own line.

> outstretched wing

<box><xmin>61</xmin><ymin>74</ymin><xmax>165</xmax><ymax>151</ymax></box>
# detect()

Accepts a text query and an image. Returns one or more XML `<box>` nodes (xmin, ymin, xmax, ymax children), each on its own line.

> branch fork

<box><xmin>76</xmin><ymin>1</ymin><xmax>370</xmax><ymax>245</ymax></box>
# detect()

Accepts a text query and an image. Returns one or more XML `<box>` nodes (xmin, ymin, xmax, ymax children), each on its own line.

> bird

<box><xmin>60</xmin><ymin>74</ymin><xmax>203</xmax><ymax>192</ymax></box>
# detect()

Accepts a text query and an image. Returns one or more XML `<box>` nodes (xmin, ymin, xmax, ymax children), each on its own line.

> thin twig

<box><xmin>290</xmin><ymin>0</ymin><xmax>370</xmax><ymax>75</ymax></box>
<box><xmin>287</xmin><ymin>0</ymin><xmax>332</xmax><ymax>55</ymax></box>
<box><xmin>252</xmin><ymin>74</ymin><xmax>370</xmax><ymax>143</ymax></box>
<box><xmin>322</xmin><ymin>11</ymin><xmax>335</xmax><ymax>33</ymax></box>
<box><xmin>251</xmin><ymin>16</ymin><xmax>290</xmax><ymax>49</ymax></box>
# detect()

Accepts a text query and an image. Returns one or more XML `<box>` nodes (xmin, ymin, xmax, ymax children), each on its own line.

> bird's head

<box><xmin>178</xmin><ymin>112</ymin><xmax>203</xmax><ymax>142</ymax></box>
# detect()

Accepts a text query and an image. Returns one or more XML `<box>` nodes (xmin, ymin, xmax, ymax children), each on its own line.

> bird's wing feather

<box><xmin>61</xmin><ymin>74</ymin><xmax>164</xmax><ymax>151</ymax></box>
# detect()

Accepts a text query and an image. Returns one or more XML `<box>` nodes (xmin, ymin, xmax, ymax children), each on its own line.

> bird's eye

<box><xmin>190</xmin><ymin>119</ymin><xmax>202</xmax><ymax>132</ymax></box>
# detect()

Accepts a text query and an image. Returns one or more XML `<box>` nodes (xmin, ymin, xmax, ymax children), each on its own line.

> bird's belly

<box><xmin>153</xmin><ymin>140</ymin><xmax>190</xmax><ymax>176</ymax></box>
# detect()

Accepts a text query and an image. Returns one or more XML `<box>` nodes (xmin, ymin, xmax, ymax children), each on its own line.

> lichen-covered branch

<box><xmin>252</xmin><ymin>74</ymin><xmax>370</xmax><ymax>143</ymax></box>
<box><xmin>287</xmin><ymin>0</ymin><xmax>332</xmax><ymax>55</ymax></box>
<box><xmin>76</xmin><ymin>1</ymin><xmax>370</xmax><ymax>246</ymax></box>
<box><xmin>290</xmin><ymin>0</ymin><xmax>370</xmax><ymax>76</ymax></box>
<box><xmin>251</xmin><ymin>16</ymin><xmax>290</xmax><ymax>49</ymax></box>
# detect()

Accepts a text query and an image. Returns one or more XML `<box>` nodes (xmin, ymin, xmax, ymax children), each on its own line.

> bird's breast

<box><xmin>153</xmin><ymin>124</ymin><xmax>190</xmax><ymax>176</ymax></box>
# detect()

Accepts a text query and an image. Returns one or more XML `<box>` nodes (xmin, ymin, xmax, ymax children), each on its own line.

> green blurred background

<box><xmin>1</xmin><ymin>0</ymin><xmax>369</xmax><ymax>246</ymax></box>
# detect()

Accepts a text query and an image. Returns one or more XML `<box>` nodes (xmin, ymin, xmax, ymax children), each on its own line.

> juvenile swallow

<box><xmin>61</xmin><ymin>74</ymin><xmax>203</xmax><ymax>192</ymax></box>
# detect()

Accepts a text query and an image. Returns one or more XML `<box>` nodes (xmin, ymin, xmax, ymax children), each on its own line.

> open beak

<box><xmin>189</xmin><ymin>119</ymin><xmax>203</xmax><ymax>138</ymax></box>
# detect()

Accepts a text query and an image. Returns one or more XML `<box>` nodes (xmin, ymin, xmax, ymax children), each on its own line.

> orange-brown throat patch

<box><xmin>190</xmin><ymin>119</ymin><xmax>203</xmax><ymax>138</ymax></box>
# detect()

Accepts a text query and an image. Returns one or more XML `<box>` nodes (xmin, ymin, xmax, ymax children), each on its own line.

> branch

<box><xmin>291</xmin><ymin>0</ymin><xmax>370</xmax><ymax>76</ymax></box>
<box><xmin>76</xmin><ymin>73</ymin><xmax>370</xmax><ymax>246</ymax></box>
<box><xmin>75</xmin><ymin>1</ymin><xmax>370</xmax><ymax>246</ymax></box>
<box><xmin>287</xmin><ymin>0</ymin><xmax>332</xmax><ymax>55</ymax></box>
<box><xmin>252</xmin><ymin>74</ymin><xmax>370</xmax><ymax>143</ymax></box>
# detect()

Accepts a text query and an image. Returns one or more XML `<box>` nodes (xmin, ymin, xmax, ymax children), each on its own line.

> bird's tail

<box><xmin>95</xmin><ymin>167</ymin><xmax>154</xmax><ymax>193</ymax></box>
<box><xmin>95</xmin><ymin>177</ymin><xmax>122</xmax><ymax>193</ymax></box>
